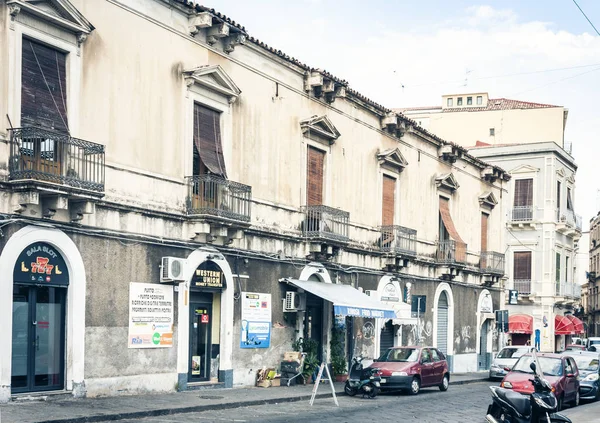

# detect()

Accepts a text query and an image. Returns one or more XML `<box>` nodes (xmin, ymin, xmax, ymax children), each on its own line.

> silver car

<box><xmin>488</xmin><ymin>346</ymin><xmax>530</xmax><ymax>380</ymax></box>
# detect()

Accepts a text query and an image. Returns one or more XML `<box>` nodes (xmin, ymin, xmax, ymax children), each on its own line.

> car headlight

<box><xmin>502</xmin><ymin>381</ymin><xmax>513</xmax><ymax>388</ymax></box>
<box><xmin>392</xmin><ymin>371</ymin><xmax>408</xmax><ymax>376</ymax></box>
<box><xmin>490</xmin><ymin>363</ymin><xmax>500</xmax><ymax>369</ymax></box>
<box><xmin>584</xmin><ymin>373</ymin><xmax>600</xmax><ymax>382</ymax></box>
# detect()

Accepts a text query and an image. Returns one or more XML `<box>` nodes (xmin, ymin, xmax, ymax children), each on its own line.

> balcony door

<box><xmin>513</xmin><ymin>251</ymin><xmax>532</xmax><ymax>294</ymax></box>
<box><xmin>513</xmin><ymin>179</ymin><xmax>533</xmax><ymax>220</ymax></box>
<box><xmin>307</xmin><ymin>146</ymin><xmax>325</xmax><ymax>206</ymax></box>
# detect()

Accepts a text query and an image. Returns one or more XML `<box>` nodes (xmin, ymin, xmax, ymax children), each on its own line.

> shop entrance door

<box><xmin>188</xmin><ymin>293</ymin><xmax>213</xmax><ymax>382</ymax></box>
<box><xmin>11</xmin><ymin>285</ymin><xmax>66</xmax><ymax>393</ymax></box>
<box><xmin>304</xmin><ymin>293</ymin><xmax>324</xmax><ymax>362</ymax></box>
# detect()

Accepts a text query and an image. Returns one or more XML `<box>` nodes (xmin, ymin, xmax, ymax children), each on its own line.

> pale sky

<box><xmin>213</xmin><ymin>0</ymin><xmax>600</xmax><ymax>229</ymax></box>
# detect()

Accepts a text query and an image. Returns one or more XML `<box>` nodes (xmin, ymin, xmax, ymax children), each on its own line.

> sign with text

<box><xmin>13</xmin><ymin>242</ymin><xmax>69</xmax><ymax>286</ymax></box>
<box><xmin>128</xmin><ymin>282</ymin><xmax>174</xmax><ymax>348</ymax></box>
<box><xmin>241</xmin><ymin>292</ymin><xmax>271</xmax><ymax>348</ymax></box>
<box><xmin>191</xmin><ymin>260</ymin><xmax>226</xmax><ymax>291</ymax></box>
<box><xmin>508</xmin><ymin>290</ymin><xmax>518</xmax><ymax>305</ymax></box>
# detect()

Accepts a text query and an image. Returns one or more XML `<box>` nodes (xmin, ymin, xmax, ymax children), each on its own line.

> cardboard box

<box><xmin>283</xmin><ymin>351</ymin><xmax>302</xmax><ymax>362</ymax></box>
<box><xmin>271</xmin><ymin>378</ymin><xmax>281</xmax><ymax>387</ymax></box>
<box><xmin>256</xmin><ymin>380</ymin><xmax>272</xmax><ymax>388</ymax></box>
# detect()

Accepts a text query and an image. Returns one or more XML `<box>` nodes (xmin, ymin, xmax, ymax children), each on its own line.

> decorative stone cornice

<box><xmin>300</xmin><ymin>115</ymin><xmax>340</xmax><ymax>144</ymax></box>
<box><xmin>435</xmin><ymin>173</ymin><xmax>460</xmax><ymax>193</ymax></box>
<box><xmin>183</xmin><ymin>64</ymin><xmax>241</xmax><ymax>104</ymax></box>
<box><xmin>377</xmin><ymin>148</ymin><xmax>408</xmax><ymax>173</ymax></box>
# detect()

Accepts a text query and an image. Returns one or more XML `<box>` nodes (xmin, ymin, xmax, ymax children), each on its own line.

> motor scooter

<box><xmin>485</xmin><ymin>348</ymin><xmax>572</xmax><ymax>423</ymax></box>
<box><xmin>344</xmin><ymin>355</ymin><xmax>381</xmax><ymax>399</ymax></box>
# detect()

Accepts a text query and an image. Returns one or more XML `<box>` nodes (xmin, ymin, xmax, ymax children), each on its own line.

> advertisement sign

<box><xmin>240</xmin><ymin>292</ymin><xmax>271</xmax><ymax>348</ymax></box>
<box><xmin>13</xmin><ymin>242</ymin><xmax>69</xmax><ymax>286</ymax></box>
<box><xmin>381</xmin><ymin>282</ymin><xmax>400</xmax><ymax>302</ymax></box>
<box><xmin>191</xmin><ymin>260</ymin><xmax>226</xmax><ymax>291</ymax></box>
<box><xmin>508</xmin><ymin>290</ymin><xmax>518</xmax><ymax>305</ymax></box>
<box><xmin>128</xmin><ymin>282</ymin><xmax>174</xmax><ymax>348</ymax></box>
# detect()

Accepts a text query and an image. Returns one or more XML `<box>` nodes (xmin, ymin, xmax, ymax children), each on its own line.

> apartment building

<box><xmin>0</xmin><ymin>0</ymin><xmax>507</xmax><ymax>401</ymax></box>
<box><xmin>588</xmin><ymin>217</ymin><xmax>600</xmax><ymax>336</ymax></box>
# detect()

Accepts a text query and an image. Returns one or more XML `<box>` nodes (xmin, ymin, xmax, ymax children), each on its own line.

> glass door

<box><xmin>188</xmin><ymin>300</ymin><xmax>212</xmax><ymax>382</ymax></box>
<box><xmin>11</xmin><ymin>285</ymin><xmax>66</xmax><ymax>393</ymax></box>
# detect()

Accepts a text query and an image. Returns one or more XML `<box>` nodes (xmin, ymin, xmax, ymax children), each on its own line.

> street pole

<box><xmin>417</xmin><ymin>297</ymin><xmax>421</xmax><ymax>346</ymax></box>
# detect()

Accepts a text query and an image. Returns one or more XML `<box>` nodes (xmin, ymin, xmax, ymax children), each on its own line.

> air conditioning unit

<box><xmin>284</xmin><ymin>291</ymin><xmax>305</xmax><ymax>312</ymax></box>
<box><xmin>160</xmin><ymin>257</ymin><xmax>186</xmax><ymax>282</ymax></box>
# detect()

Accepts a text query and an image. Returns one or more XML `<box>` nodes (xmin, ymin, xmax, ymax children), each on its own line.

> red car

<box><xmin>369</xmin><ymin>346</ymin><xmax>450</xmax><ymax>395</ymax></box>
<box><xmin>500</xmin><ymin>353</ymin><xmax>580</xmax><ymax>410</ymax></box>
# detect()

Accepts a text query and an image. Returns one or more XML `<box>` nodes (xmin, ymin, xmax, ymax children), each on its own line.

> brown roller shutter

<box><xmin>439</xmin><ymin>197</ymin><xmax>466</xmax><ymax>262</ymax></box>
<box><xmin>481</xmin><ymin>213</ymin><xmax>488</xmax><ymax>252</ymax></box>
<box><xmin>21</xmin><ymin>39</ymin><xmax>68</xmax><ymax>131</ymax></box>
<box><xmin>193</xmin><ymin>103</ymin><xmax>227</xmax><ymax>178</ymax></box>
<box><xmin>514</xmin><ymin>179</ymin><xmax>533</xmax><ymax>207</ymax></box>
<box><xmin>514</xmin><ymin>252</ymin><xmax>532</xmax><ymax>280</ymax></box>
<box><xmin>307</xmin><ymin>146</ymin><xmax>324</xmax><ymax>206</ymax></box>
<box><xmin>382</xmin><ymin>175</ymin><xmax>396</xmax><ymax>226</ymax></box>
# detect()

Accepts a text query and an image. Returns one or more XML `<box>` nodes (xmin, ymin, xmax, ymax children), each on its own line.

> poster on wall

<box><xmin>240</xmin><ymin>292</ymin><xmax>271</xmax><ymax>348</ymax></box>
<box><xmin>128</xmin><ymin>282</ymin><xmax>174</xmax><ymax>348</ymax></box>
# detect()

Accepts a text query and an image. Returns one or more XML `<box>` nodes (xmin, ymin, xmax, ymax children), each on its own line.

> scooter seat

<box><xmin>495</xmin><ymin>388</ymin><xmax>531</xmax><ymax>417</ymax></box>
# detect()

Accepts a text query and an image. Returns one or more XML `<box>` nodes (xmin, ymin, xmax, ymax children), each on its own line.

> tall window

<box><xmin>481</xmin><ymin>213</ymin><xmax>489</xmax><ymax>252</ymax></box>
<box><xmin>21</xmin><ymin>39</ymin><xmax>68</xmax><ymax>131</ymax></box>
<box><xmin>514</xmin><ymin>179</ymin><xmax>533</xmax><ymax>207</ymax></box>
<box><xmin>447</xmin><ymin>98</ymin><xmax>453</xmax><ymax>107</ymax></box>
<box><xmin>567</xmin><ymin>188</ymin><xmax>573</xmax><ymax>211</ymax></box>
<box><xmin>565</xmin><ymin>257</ymin><xmax>570</xmax><ymax>283</ymax></box>
<box><xmin>457</xmin><ymin>97</ymin><xmax>463</xmax><ymax>106</ymax></box>
<box><xmin>476</xmin><ymin>96</ymin><xmax>483</xmax><ymax>105</ymax></box>
<box><xmin>556</xmin><ymin>252</ymin><xmax>561</xmax><ymax>293</ymax></box>
<box><xmin>193</xmin><ymin>103</ymin><xmax>227</xmax><ymax>178</ymax></box>
<box><xmin>514</xmin><ymin>252</ymin><xmax>532</xmax><ymax>281</ymax></box>
<box><xmin>307</xmin><ymin>146</ymin><xmax>325</xmax><ymax>206</ymax></box>
<box><xmin>382</xmin><ymin>175</ymin><xmax>396</xmax><ymax>226</ymax></box>
<box><xmin>467</xmin><ymin>96</ymin><xmax>473</xmax><ymax>105</ymax></box>
<box><xmin>556</xmin><ymin>181</ymin><xmax>561</xmax><ymax>211</ymax></box>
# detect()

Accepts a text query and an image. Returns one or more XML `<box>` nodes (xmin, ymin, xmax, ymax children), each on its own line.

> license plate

<box><xmin>380</xmin><ymin>378</ymin><xmax>386</xmax><ymax>383</ymax></box>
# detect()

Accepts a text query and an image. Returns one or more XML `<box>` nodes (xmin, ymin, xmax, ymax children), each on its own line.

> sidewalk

<box><xmin>0</xmin><ymin>372</ymin><xmax>488</xmax><ymax>423</ymax></box>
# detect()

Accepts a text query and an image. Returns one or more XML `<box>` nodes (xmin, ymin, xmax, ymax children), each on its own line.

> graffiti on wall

<box><xmin>407</xmin><ymin>320</ymin><xmax>432</xmax><ymax>346</ymax></box>
<box><xmin>454</xmin><ymin>325</ymin><xmax>476</xmax><ymax>353</ymax></box>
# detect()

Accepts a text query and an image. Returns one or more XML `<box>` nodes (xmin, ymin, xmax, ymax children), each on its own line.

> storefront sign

<box><xmin>191</xmin><ymin>260</ymin><xmax>226</xmax><ymax>291</ymax></box>
<box><xmin>13</xmin><ymin>242</ymin><xmax>69</xmax><ymax>286</ymax></box>
<box><xmin>508</xmin><ymin>290</ymin><xmax>518</xmax><ymax>305</ymax></box>
<box><xmin>381</xmin><ymin>282</ymin><xmax>400</xmax><ymax>302</ymax></box>
<box><xmin>480</xmin><ymin>295</ymin><xmax>493</xmax><ymax>313</ymax></box>
<box><xmin>240</xmin><ymin>292</ymin><xmax>271</xmax><ymax>348</ymax></box>
<box><xmin>128</xmin><ymin>282</ymin><xmax>174</xmax><ymax>348</ymax></box>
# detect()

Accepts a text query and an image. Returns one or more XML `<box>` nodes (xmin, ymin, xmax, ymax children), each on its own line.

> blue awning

<box><xmin>281</xmin><ymin>278</ymin><xmax>396</xmax><ymax>319</ymax></box>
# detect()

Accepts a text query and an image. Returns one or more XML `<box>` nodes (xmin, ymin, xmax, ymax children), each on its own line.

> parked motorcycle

<box><xmin>485</xmin><ymin>348</ymin><xmax>572</xmax><ymax>423</ymax></box>
<box><xmin>344</xmin><ymin>355</ymin><xmax>381</xmax><ymax>399</ymax></box>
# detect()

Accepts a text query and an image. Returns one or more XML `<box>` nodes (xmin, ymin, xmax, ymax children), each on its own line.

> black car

<box><xmin>561</xmin><ymin>350</ymin><xmax>600</xmax><ymax>401</ymax></box>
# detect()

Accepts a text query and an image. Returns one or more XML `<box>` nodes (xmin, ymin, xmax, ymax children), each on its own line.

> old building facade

<box><xmin>587</xmin><ymin>217</ymin><xmax>600</xmax><ymax>336</ymax></box>
<box><xmin>0</xmin><ymin>0</ymin><xmax>508</xmax><ymax>401</ymax></box>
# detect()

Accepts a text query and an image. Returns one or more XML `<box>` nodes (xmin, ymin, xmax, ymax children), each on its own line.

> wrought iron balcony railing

<box><xmin>302</xmin><ymin>204</ymin><xmax>349</xmax><ymax>242</ymax></box>
<box><xmin>8</xmin><ymin>126</ymin><xmax>105</xmax><ymax>192</ymax></box>
<box><xmin>556</xmin><ymin>209</ymin><xmax>583</xmax><ymax>232</ymax></box>
<box><xmin>514</xmin><ymin>279</ymin><xmax>531</xmax><ymax>295</ymax></box>
<box><xmin>379</xmin><ymin>225</ymin><xmax>417</xmax><ymax>256</ymax></box>
<box><xmin>511</xmin><ymin>206</ymin><xmax>534</xmax><ymax>222</ymax></box>
<box><xmin>436</xmin><ymin>239</ymin><xmax>467</xmax><ymax>264</ymax></box>
<box><xmin>186</xmin><ymin>175</ymin><xmax>251</xmax><ymax>222</ymax></box>
<box><xmin>479</xmin><ymin>251</ymin><xmax>505</xmax><ymax>275</ymax></box>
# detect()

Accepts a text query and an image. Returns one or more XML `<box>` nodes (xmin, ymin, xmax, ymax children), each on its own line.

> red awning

<box><xmin>565</xmin><ymin>315</ymin><xmax>584</xmax><ymax>334</ymax></box>
<box><xmin>508</xmin><ymin>314</ymin><xmax>533</xmax><ymax>334</ymax></box>
<box><xmin>555</xmin><ymin>315</ymin><xmax>576</xmax><ymax>335</ymax></box>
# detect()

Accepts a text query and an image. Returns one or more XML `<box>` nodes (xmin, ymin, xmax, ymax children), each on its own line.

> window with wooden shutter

<box><xmin>514</xmin><ymin>179</ymin><xmax>533</xmax><ymax>207</ymax></box>
<box><xmin>193</xmin><ymin>103</ymin><xmax>227</xmax><ymax>178</ymax></box>
<box><xmin>481</xmin><ymin>213</ymin><xmax>488</xmax><ymax>252</ymax></box>
<box><xmin>556</xmin><ymin>181</ymin><xmax>561</xmax><ymax>210</ymax></box>
<box><xmin>307</xmin><ymin>146</ymin><xmax>324</xmax><ymax>206</ymax></box>
<box><xmin>21</xmin><ymin>39</ymin><xmax>68</xmax><ymax>131</ymax></box>
<box><xmin>513</xmin><ymin>251</ymin><xmax>532</xmax><ymax>280</ymax></box>
<box><xmin>382</xmin><ymin>175</ymin><xmax>396</xmax><ymax>226</ymax></box>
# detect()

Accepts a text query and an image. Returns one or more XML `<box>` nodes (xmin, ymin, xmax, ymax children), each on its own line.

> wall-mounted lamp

<box><xmin>316</xmin><ymin>268</ymin><xmax>325</xmax><ymax>273</ymax></box>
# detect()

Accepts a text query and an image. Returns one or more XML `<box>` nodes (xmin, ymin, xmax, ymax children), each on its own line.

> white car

<box><xmin>488</xmin><ymin>346</ymin><xmax>530</xmax><ymax>380</ymax></box>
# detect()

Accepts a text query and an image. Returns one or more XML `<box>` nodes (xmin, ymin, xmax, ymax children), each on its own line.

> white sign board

<box><xmin>128</xmin><ymin>282</ymin><xmax>174</xmax><ymax>348</ymax></box>
<box><xmin>240</xmin><ymin>292</ymin><xmax>271</xmax><ymax>348</ymax></box>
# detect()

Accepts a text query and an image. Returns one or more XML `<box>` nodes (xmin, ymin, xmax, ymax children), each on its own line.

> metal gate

<box><xmin>437</xmin><ymin>292</ymin><xmax>448</xmax><ymax>354</ymax></box>
<box><xmin>478</xmin><ymin>320</ymin><xmax>490</xmax><ymax>370</ymax></box>
<box><xmin>380</xmin><ymin>320</ymin><xmax>395</xmax><ymax>357</ymax></box>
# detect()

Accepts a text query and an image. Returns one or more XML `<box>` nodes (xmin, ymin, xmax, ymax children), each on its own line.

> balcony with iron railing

<box><xmin>556</xmin><ymin>209</ymin><xmax>582</xmax><ymax>234</ymax></box>
<box><xmin>301</xmin><ymin>205</ymin><xmax>349</xmax><ymax>243</ymax></box>
<box><xmin>510</xmin><ymin>206</ymin><xmax>534</xmax><ymax>222</ymax></box>
<box><xmin>479</xmin><ymin>251</ymin><xmax>505</xmax><ymax>275</ymax></box>
<box><xmin>186</xmin><ymin>175</ymin><xmax>252</xmax><ymax>222</ymax></box>
<box><xmin>436</xmin><ymin>239</ymin><xmax>467</xmax><ymax>265</ymax></box>
<box><xmin>379</xmin><ymin>225</ymin><xmax>417</xmax><ymax>256</ymax></box>
<box><xmin>514</xmin><ymin>279</ymin><xmax>532</xmax><ymax>295</ymax></box>
<box><xmin>8</xmin><ymin>126</ymin><xmax>105</xmax><ymax>192</ymax></box>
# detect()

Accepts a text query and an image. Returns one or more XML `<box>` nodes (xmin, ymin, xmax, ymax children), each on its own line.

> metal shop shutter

<box><xmin>437</xmin><ymin>292</ymin><xmax>449</xmax><ymax>354</ymax></box>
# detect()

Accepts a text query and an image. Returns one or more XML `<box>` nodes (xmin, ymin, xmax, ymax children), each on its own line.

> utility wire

<box><xmin>572</xmin><ymin>0</ymin><xmax>600</xmax><ymax>36</ymax></box>
<box><xmin>511</xmin><ymin>65</ymin><xmax>600</xmax><ymax>96</ymax></box>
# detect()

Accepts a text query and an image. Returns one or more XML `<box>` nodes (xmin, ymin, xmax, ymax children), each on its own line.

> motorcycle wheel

<box><xmin>365</xmin><ymin>383</ymin><xmax>379</xmax><ymax>399</ymax></box>
<box><xmin>344</xmin><ymin>381</ymin><xmax>357</xmax><ymax>396</ymax></box>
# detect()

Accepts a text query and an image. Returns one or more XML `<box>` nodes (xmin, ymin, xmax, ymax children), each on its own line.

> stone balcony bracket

<box><xmin>11</xmin><ymin>191</ymin><xmax>39</xmax><ymax>214</ymax></box>
<box><xmin>381</xmin><ymin>113</ymin><xmax>398</xmax><ymax>131</ymax></box>
<box><xmin>188</xmin><ymin>12</ymin><xmax>213</xmax><ymax>35</ymax></box>
<box><xmin>438</xmin><ymin>144</ymin><xmax>463</xmax><ymax>164</ymax></box>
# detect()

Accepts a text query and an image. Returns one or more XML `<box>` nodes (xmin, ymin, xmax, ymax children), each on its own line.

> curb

<box><xmin>29</xmin><ymin>378</ymin><xmax>488</xmax><ymax>423</ymax></box>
